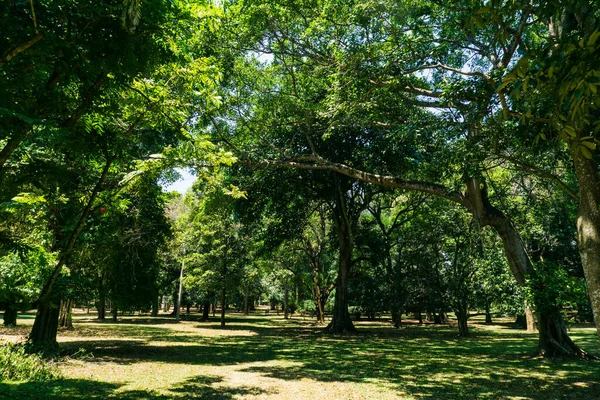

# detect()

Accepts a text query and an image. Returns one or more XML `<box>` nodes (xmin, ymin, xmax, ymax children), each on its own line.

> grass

<box><xmin>1</xmin><ymin>311</ymin><xmax>599</xmax><ymax>399</ymax></box>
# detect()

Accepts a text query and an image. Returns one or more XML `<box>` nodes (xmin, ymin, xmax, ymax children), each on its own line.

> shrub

<box><xmin>0</xmin><ymin>341</ymin><xmax>59</xmax><ymax>381</ymax></box>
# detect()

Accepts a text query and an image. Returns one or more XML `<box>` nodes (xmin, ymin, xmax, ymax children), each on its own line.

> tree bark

<box><xmin>220</xmin><ymin>287</ymin><xmax>226</xmax><ymax>328</ymax></box>
<box><xmin>485</xmin><ymin>300</ymin><xmax>493</xmax><ymax>324</ymax></box>
<box><xmin>571</xmin><ymin>150</ymin><xmax>600</xmax><ymax>339</ymax></box>
<box><xmin>111</xmin><ymin>301</ymin><xmax>118</xmax><ymax>322</ymax></box>
<box><xmin>58</xmin><ymin>299</ymin><xmax>73</xmax><ymax>330</ymax></box>
<box><xmin>244</xmin><ymin>285</ymin><xmax>249</xmax><ymax>315</ymax></box>
<box><xmin>525</xmin><ymin>303</ymin><xmax>537</xmax><ymax>332</ymax></box>
<box><xmin>327</xmin><ymin>179</ymin><xmax>356</xmax><ymax>333</ymax></box>
<box><xmin>456</xmin><ymin>310</ymin><xmax>469</xmax><ymax>337</ymax></box>
<box><xmin>28</xmin><ymin>292</ymin><xmax>60</xmax><ymax>353</ymax></box>
<box><xmin>3</xmin><ymin>302</ymin><xmax>18</xmax><ymax>326</ymax></box>
<box><xmin>283</xmin><ymin>285</ymin><xmax>289</xmax><ymax>319</ymax></box>
<box><xmin>201</xmin><ymin>300</ymin><xmax>210</xmax><ymax>321</ymax></box>
<box><xmin>151</xmin><ymin>296</ymin><xmax>159</xmax><ymax>317</ymax></box>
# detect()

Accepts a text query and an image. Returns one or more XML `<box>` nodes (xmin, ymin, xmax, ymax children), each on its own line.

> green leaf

<box><xmin>581</xmin><ymin>146</ymin><xmax>593</xmax><ymax>159</ymax></box>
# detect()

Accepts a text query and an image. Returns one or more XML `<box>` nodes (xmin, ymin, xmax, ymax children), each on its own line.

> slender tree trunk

<box><xmin>417</xmin><ymin>310</ymin><xmax>423</xmax><ymax>324</ymax></box>
<box><xmin>29</xmin><ymin>158</ymin><xmax>113</xmax><ymax>350</ymax></box>
<box><xmin>111</xmin><ymin>301</ymin><xmax>118</xmax><ymax>322</ymax></box>
<box><xmin>3</xmin><ymin>301</ymin><xmax>18</xmax><ymax>326</ymax></box>
<box><xmin>97</xmin><ymin>277</ymin><xmax>107</xmax><ymax>321</ymax></box>
<box><xmin>485</xmin><ymin>299</ymin><xmax>493</xmax><ymax>324</ymax></box>
<box><xmin>244</xmin><ymin>285</ymin><xmax>250</xmax><ymax>315</ymax></box>
<box><xmin>220</xmin><ymin>286</ymin><xmax>226</xmax><ymax>328</ymax></box>
<box><xmin>525</xmin><ymin>304</ymin><xmax>537</xmax><ymax>332</ymax></box>
<box><xmin>283</xmin><ymin>285</ymin><xmax>289</xmax><ymax>319</ymax></box>
<box><xmin>151</xmin><ymin>296</ymin><xmax>159</xmax><ymax>317</ymax></box>
<box><xmin>58</xmin><ymin>299</ymin><xmax>73</xmax><ymax>330</ymax></box>
<box><xmin>571</xmin><ymin>150</ymin><xmax>600</xmax><ymax>339</ymax></box>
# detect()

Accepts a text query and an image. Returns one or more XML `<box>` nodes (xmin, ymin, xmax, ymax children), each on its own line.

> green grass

<box><xmin>1</xmin><ymin>312</ymin><xmax>599</xmax><ymax>399</ymax></box>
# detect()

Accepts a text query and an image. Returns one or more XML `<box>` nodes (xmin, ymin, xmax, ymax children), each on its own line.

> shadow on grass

<box><xmin>8</xmin><ymin>315</ymin><xmax>598</xmax><ymax>400</ymax></box>
<box><xmin>0</xmin><ymin>375</ymin><xmax>269</xmax><ymax>400</ymax></box>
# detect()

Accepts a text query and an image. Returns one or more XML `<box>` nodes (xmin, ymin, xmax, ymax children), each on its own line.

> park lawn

<box><xmin>1</xmin><ymin>312</ymin><xmax>599</xmax><ymax>399</ymax></box>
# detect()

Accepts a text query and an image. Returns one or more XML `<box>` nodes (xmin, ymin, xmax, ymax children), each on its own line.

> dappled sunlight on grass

<box><xmin>1</xmin><ymin>313</ymin><xmax>599</xmax><ymax>399</ymax></box>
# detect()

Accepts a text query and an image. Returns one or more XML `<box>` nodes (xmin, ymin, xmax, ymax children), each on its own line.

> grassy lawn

<box><xmin>1</xmin><ymin>312</ymin><xmax>599</xmax><ymax>399</ymax></box>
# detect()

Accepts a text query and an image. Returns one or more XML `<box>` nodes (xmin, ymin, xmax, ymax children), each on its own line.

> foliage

<box><xmin>0</xmin><ymin>342</ymin><xmax>59</xmax><ymax>382</ymax></box>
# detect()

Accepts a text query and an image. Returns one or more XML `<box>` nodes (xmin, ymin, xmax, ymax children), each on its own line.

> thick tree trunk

<box><xmin>327</xmin><ymin>177</ymin><xmax>357</xmax><ymax>333</ymax></box>
<box><xmin>28</xmin><ymin>298</ymin><xmax>60</xmax><ymax>353</ymax></box>
<box><xmin>326</xmin><ymin>220</ymin><xmax>355</xmax><ymax>333</ymax></box>
<box><xmin>111</xmin><ymin>302</ymin><xmax>118</xmax><ymax>322</ymax></box>
<box><xmin>571</xmin><ymin>151</ymin><xmax>600</xmax><ymax>339</ymax></box>
<box><xmin>3</xmin><ymin>302</ymin><xmax>17</xmax><ymax>326</ymax></box>
<box><xmin>456</xmin><ymin>310</ymin><xmax>469</xmax><ymax>337</ymax></box>
<box><xmin>201</xmin><ymin>300</ymin><xmax>210</xmax><ymax>321</ymax></box>
<box><xmin>537</xmin><ymin>308</ymin><xmax>589</xmax><ymax>358</ymax></box>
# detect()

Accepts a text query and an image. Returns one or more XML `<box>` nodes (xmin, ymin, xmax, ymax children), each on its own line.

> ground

<box><xmin>1</xmin><ymin>310</ymin><xmax>599</xmax><ymax>399</ymax></box>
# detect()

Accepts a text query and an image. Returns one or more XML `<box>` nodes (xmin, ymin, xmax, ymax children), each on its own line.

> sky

<box><xmin>162</xmin><ymin>168</ymin><xmax>196</xmax><ymax>194</ymax></box>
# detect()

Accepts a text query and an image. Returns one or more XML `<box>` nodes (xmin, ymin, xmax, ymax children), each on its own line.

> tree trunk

<box><xmin>97</xmin><ymin>282</ymin><xmax>106</xmax><ymax>321</ymax></box>
<box><xmin>470</xmin><ymin>180</ymin><xmax>588</xmax><ymax>356</ymax></box>
<box><xmin>3</xmin><ymin>302</ymin><xmax>17</xmax><ymax>326</ymax></box>
<box><xmin>327</xmin><ymin>177</ymin><xmax>356</xmax><ymax>334</ymax></box>
<box><xmin>151</xmin><ymin>296</ymin><xmax>159</xmax><ymax>317</ymax></box>
<box><xmin>485</xmin><ymin>300</ymin><xmax>493</xmax><ymax>324</ymax></box>
<box><xmin>456</xmin><ymin>310</ymin><xmax>469</xmax><ymax>337</ymax></box>
<box><xmin>417</xmin><ymin>310</ymin><xmax>423</xmax><ymax>324</ymax></box>
<box><xmin>111</xmin><ymin>302</ymin><xmax>118</xmax><ymax>322</ymax></box>
<box><xmin>244</xmin><ymin>285</ymin><xmax>250</xmax><ymax>315</ymax></box>
<box><xmin>28</xmin><ymin>297</ymin><xmax>60</xmax><ymax>353</ymax></box>
<box><xmin>525</xmin><ymin>304</ymin><xmax>537</xmax><ymax>332</ymax></box>
<box><xmin>571</xmin><ymin>150</ymin><xmax>600</xmax><ymax>339</ymax></box>
<box><xmin>58</xmin><ymin>299</ymin><xmax>73</xmax><ymax>330</ymax></box>
<box><xmin>201</xmin><ymin>300</ymin><xmax>210</xmax><ymax>321</ymax></box>
<box><xmin>391</xmin><ymin>308</ymin><xmax>401</xmax><ymax>328</ymax></box>
<box><xmin>537</xmin><ymin>308</ymin><xmax>589</xmax><ymax>358</ymax></box>
<box><xmin>283</xmin><ymin>285</ymin><xmax>289</xmax><ymax>319</ymax></box>
<box><xmin>220</xmin><ymin>286</ymin><xmax>226</xmax><ymax>328</ymax></box>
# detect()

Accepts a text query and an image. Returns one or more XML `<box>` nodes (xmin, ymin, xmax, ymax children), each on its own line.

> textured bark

<box><xmin>326</xmin><ymin>180</ymin><xmax>357</xmax><ymax>334</ymax></box>
<box><xmin>28</xmin><ymin>296</ymin><xmax>60</xmax><ymax>353</ymax></box>
<box><xmin>571</xmin><ymin>150</ymin><xmax>600</xmax><ymax>339</ymax></box>
<box><xmin>525</xmin><ymin>304</ymin><xmax>537</xmax><ymax>332</ymax></box>
<box><xmin>456</xmin><ymin>311</ymin><xmax>469</xmax><ymax>337</ymax></box>
<box><xmin>58</xmin><ymin>299</ymin><xmax>73</xmax><ymax>330</ymax></box>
